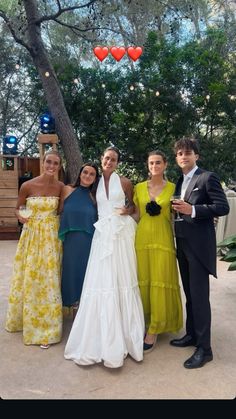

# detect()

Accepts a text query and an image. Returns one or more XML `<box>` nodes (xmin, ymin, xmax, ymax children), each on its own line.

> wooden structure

<box><xmin>0</xmin><ymin>156</ymin><xmax>40</xmax><ymax>240</ymax></box>
<box><xmin>0</xmin><ymin>134</ymin><xmax>61</xmax><ymax>239</ymax></box>
<box><xmin>18</xmin><ymin>156</ymin><xmax>40</xmax><ymax>179</ymax></box>
<box><xmin>0</xmin><ymin>155</ymin><xmax>20</xmax><ymax>239</ymax></box>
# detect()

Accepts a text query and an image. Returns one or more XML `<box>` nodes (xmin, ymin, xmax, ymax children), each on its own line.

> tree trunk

<box><xmin>23</xmin><ymin>0</ymin><xmax>83</xmax><ymax>183</ymax></box>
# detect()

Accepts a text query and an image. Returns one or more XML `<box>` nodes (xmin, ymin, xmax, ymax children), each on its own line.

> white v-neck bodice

<box><xmin>96</xmin><ymin>172</ymin><xmax>125</xmax><ymax>219</ymax></box>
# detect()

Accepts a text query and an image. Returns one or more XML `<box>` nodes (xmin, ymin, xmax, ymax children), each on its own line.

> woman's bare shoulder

<box><xmin>57</xmin><ymin>180</ymin><xmax>65</xmax><ymax>189</ymax></box>
<box><xmin>119</xmin><ymin>176</ymin><xmax>132</xmax><ymax>187</ymax></box>
<box><xmin>19</xmin><ymin>177</ymin><xmax>37</xmax><ymax>190</ymax></box>
<box><xmin>62</xmin><ymin>184</ymin><xmax>75</xmax><ymax>199</ymax></box>
<box><xmin>63</xmin><ymin>184</ymin><xmax>74</xmax><ymax>191</ymax></box>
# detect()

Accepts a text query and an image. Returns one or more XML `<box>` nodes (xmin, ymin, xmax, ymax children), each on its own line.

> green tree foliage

<box><xmin>0</xmin><ymin>1</ymin><xmax>235</xmax><ymax>183</ymax></box>
<box><xmin>49</xmin><ymin>28</ymin><xmax>236</xmax><ymax>183</ymax></box>
<box><xmin>0</xmin><ymin>29</ymin><xmax>40</xmax><ymax>154</ymax></box>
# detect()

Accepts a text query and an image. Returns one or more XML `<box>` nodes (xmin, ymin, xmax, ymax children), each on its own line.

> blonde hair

<box><xmin>43</xmin><ymin>150</ymin><xmax>61</xmax><ymax>164</ymax></box>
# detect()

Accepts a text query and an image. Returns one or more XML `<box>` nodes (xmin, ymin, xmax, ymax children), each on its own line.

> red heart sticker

<box><xmin>110</xmin><ymin>46</ymin><xmax>126</xmax><ymax>61</ymax></box>
<box><xmin>93</xmin><ymin>46</ymin><xmax>109</xmax><ymax>62</ymax></box>
<box><xmin>127</xmin><ymin>46</ymin><xmax>143</xmax><ymax>61</ymax></box>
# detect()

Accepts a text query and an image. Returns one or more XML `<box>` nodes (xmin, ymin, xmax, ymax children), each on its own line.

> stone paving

<box><xmin>0</xmin><ymin>240</ymin><xmax>235</xmax><ymax>400</ymax></box>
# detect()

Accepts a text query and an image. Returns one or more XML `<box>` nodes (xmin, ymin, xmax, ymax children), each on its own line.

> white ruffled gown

<box><xmin>64</xmin><ymin>172</ymin><xmax>145</xmax><ymax>368</ymax></box>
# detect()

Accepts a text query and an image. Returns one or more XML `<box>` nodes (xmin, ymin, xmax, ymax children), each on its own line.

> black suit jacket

<box><xmin>174</xmin><ymin>168</ymin><xmax>230</xmax><ymax>277</ymax></box>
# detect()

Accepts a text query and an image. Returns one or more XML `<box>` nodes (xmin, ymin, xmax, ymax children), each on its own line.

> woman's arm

<box><xmin>131</xmin><ymin>205</ymin><xmax>140</xmax><ymax>223</ymax></box>
<box><xmin>15</xmin><ymin>182</ymin><xmax>30</xmax><ymax>224</ymax></box>
<box><xmin>58</xmin><ymin>185</ymin><xmax>74</xmax><ymax>214</ymax></box>
<box><xmin>119</xmin><ymin>176</ymin><xmax>135</xmax><ymax>215</ymax></box>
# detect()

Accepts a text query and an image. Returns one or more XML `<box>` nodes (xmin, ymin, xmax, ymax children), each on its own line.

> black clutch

<box><xmin>146</xmin><ymin>201</ymin><xmax>161</xmax><ymax>216</ymax></box>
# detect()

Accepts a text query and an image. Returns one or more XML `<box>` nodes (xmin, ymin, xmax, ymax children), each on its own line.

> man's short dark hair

<box><xmin>174</xmin><ymin>137</ymin><xmax>200</xmax><ymax>156</ymax></box>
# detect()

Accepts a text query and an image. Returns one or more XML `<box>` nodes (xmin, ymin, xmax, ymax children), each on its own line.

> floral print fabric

<box><xmin>5</xmin><ymin>197</ymin><xmax>62</xmax><ymax>345</ymax></box>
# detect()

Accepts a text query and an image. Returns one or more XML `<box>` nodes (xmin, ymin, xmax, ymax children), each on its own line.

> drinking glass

<box><xmin>170</xmin><ymin>195</ymin><xmax>183</xmax><ymax>222</ymax></box>
<box><xmin>19</xmin><ymin>205</ymin><xmax>32</xmax><ymax>219</ymax></box>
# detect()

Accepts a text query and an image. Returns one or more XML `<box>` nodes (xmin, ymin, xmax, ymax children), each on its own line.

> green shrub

<box><xmin>217</xmin><ymin>235</ymin><xmax>236</xmax><ymax>271</ymax></box>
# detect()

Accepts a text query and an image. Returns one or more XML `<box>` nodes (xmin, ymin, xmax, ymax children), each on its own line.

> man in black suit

<box><xmin>170</xmin><ymin>137</ymin><xmax>229</xmax><ymax>369</ymax></box>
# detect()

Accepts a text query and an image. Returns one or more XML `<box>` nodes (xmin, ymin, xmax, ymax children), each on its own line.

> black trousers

<box><xmin>176</xmin><ymin>237</ymin><xmax>211</xmax><ymax>351</ymax></box>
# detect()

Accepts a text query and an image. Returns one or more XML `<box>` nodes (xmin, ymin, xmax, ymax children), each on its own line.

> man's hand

<box><xmin>172</xmin><ymin>200</ymin><xmax>192</xmax><ymax>215</ymax></box>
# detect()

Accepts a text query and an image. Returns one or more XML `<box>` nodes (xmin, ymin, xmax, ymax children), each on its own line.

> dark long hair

<box><xmin>73</xmin><ymin>162</ymin><xmax>100</xmax><ymax>199</ymax></box>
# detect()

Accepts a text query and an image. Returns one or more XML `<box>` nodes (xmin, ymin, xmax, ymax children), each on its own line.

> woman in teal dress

<box><xmin>59</xmin><ymin>162</ymin><xmax>99</xmax><ymax>317</ymax></box>
<box><xmin>133</xmin><ymin>150</ymin><xmax>183</xmax><ymax>353</ymax></box>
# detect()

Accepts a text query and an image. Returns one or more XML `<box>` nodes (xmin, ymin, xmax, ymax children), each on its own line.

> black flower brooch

<box><xmin>146</xmin><ymin>200</ymin><xmax>161</xmax><ymax>216</ymax></box>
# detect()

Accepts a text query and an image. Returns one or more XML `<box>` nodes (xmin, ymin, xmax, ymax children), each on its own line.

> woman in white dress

<box><xmin>64</xmin><ymin>146</ymin><xmax>144</xmax><ymax>368</ymax></box>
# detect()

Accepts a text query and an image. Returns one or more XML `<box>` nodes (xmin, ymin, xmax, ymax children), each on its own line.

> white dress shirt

<box><xmin>181</xmin><ymin>165</ymin><xmax>198</xmax><ymax>218</ymax></box>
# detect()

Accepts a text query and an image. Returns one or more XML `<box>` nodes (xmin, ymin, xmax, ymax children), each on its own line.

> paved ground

<box><xmin>0</xmin><ymin>240</ymin><xmax>235</xmax><ymax>400</ymax></box>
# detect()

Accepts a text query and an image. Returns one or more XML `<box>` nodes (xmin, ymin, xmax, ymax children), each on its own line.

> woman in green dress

<box><xmin>133</xmin><ymin>150</ymin><xmax>183</xmax><ymax>353</ymax></box>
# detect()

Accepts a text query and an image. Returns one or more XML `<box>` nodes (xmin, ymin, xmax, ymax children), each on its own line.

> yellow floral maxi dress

<box><xmin>134</xmin><ymin>181</ymin><xmax>183</xmax><ymax>335</ymax></box>
<box><xmin>5</xmin><ymin>197</ymin><xmax>62</xmax><ymax>345</ymax></box>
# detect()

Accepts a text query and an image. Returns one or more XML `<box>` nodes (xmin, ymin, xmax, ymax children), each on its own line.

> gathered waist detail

<box><xmin>94</xmin><ymin>214</ymin><xmax>135</xmax><ymax>260</ymax></box>
<box><xmin>29</xmin><ymin>213</ymin><xmax>58</xmax><ymax>220</ymax></box>
<box><xmin>135</xmin><ymin>243</ymin><xmax>176</xmax><ymax>254</ymax></box>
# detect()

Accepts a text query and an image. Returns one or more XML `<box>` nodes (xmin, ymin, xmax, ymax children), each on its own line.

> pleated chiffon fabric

<box><xmin>134</xmin><ymin>181</ymin><xmax>183</xmax><ymax>335</ymax></box>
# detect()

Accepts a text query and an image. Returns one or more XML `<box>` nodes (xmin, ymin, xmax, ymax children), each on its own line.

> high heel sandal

<box><xmin>40</xmin><ymin>344</ymin><xmax>50</xmax><ymax>349</ymax></box>
<box><xmin>143</xmin><ymin>334</ymin><xmax>157</xmax><ymax>354</ymax></box>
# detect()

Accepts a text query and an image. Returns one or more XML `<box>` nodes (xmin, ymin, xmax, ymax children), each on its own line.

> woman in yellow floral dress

<box><xmin>5</xmin><ymin>150</ymin><xmax>64</xmax><ymax>348</ymax></box>
<box><xmin>133</xmin><ymin>150</ymin><xmax>183</xmax><ymax>353</ymax></box>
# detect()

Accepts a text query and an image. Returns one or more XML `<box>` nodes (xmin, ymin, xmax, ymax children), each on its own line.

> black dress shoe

<box><xmin>170</xmin><ymin>334</ymin><xmax>196</xmax><ymax>347</ymax></box>
<box><xmin>184</xmin><ymin>347</ymin><xmax>213</xmax><ymax>369</ymax></box>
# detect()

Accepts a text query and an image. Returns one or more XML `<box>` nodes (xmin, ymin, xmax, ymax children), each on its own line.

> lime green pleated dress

<box><xmin>134</xmin><ymin>181</ymin><xmax>183</xmax><ymax>335</ymax></box>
